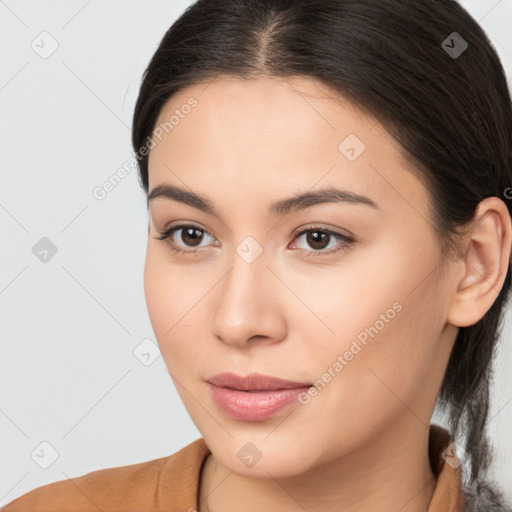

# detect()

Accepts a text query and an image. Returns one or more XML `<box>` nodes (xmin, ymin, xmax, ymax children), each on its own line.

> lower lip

<box><xmin>208</xmin><ymin>383</ymin><xmax>311</xmax><ymax>421</ymax></box>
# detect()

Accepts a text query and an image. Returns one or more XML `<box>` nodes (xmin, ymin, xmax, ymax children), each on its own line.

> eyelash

<box><xmin>155</xmin><ymin>223</ymin><xmax>355</xmax><ymax>259</ymax></box>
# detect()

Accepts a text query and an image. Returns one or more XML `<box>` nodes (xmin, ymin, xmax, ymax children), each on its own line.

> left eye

<box><xmin>292</xmin><ymin>229</ymin><xmax>347</xmax><ymax>252</ymax></box>
<box><xmin>289</xmin><ymin>227</ymin><xmax>355</xmax><ymax>258</ymax></box>
<box><xmin>155</xmin><ymin>224</ymin><xmax>354</xmax><ymax>258</ymax></box>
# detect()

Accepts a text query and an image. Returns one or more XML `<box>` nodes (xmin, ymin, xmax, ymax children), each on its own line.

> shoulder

<box><xmin>1</xmin><ymin>456</ymin><xmax>169</xmax><ymax>512</ymax></box>
<box><xmin>1</xmin><ymin>438</ymin><xmax>210</xmax><ymax>512</ymax></box>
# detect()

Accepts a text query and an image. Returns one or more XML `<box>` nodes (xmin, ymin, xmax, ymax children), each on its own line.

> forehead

<box><xmin>147</xmin><ymin>76</ymin><xmax>429</xmax><ymax>217</ymax></box>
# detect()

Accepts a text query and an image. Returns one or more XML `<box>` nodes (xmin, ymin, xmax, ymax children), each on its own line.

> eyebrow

<box><xmin>147</xmin><ymin>183</ymin><xmax>381</xmax><ymax>217</ymax></box>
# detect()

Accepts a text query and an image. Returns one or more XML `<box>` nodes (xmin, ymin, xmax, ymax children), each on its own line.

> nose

<box><xmin>211</xmin><ymin>250</ymin><xmax>287</xmax><ymax>349</ymax></box>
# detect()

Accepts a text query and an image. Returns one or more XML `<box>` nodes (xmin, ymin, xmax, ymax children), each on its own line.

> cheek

<box><xmin>292</xmin><ymin>239</ymin><xmax>444</xmax><ymax>406</ymax></box>
<box><xmin>143</xmin><ymin>246</ymin><xmax>171</xmax><ymax>337</ymax></box>
<box><xmin>288</xmin><ymin>269</ymin><xmax>445</xmax><ymax>464</ymax></box>
<box><xmin>143</xmin><ymin>244</ymin><xmax>212</xmax><ymax>373</ymax></box>
<box><xmin>143</xmin><ymin>243</ymin><xmax>199</xmax><ymax>333</ymax></box>
<box><xmin>143</xmin><ymin>245</ymin><xmax>191</xmax><ymax>353</ymax></box>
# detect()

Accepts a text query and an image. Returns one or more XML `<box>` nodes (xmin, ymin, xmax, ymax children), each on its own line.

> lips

<box><xmin>207</xmin><ymin>372</ymin><xmax>312</xmax><ymax>391</ymax></box>
<box><xmin>206</xmin><ymin>372</ymin><xmax>313</xmax><ymax>421</ymax></box>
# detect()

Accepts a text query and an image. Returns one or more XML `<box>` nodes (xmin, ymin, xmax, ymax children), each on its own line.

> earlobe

<box><xmin>447</xmin><ymin>197</ymin><xmax>512</xmax><ymax>328</ymax></box>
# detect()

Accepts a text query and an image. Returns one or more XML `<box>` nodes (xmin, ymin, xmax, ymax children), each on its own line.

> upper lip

<box><xmin>207</xmin><ymin>372</ymin><xmax>312</xmax><ymax>391</ymax></box>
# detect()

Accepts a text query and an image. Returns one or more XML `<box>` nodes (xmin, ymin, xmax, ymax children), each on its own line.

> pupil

<box><xmin>308</xmin><ymin>231</ymin><xmax>328</xmax><ymax>250</ymax></box>
<box><xmin>183</xmin><ymin>227</ymin><xmax>203</xmax><ymax>246</ymax></box>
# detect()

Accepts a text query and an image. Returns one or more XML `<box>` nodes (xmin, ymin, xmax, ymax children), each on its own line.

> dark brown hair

<box><xmin>131</xmin><ymin>0</ymin><xmax>512</xmax><ymax>506</ymax></box>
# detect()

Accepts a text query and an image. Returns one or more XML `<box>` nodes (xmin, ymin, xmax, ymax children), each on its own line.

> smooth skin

<box><xmin>144</xmin><ymin>76</ymin><xmax>512</xmax><ymax>512</ymax></box>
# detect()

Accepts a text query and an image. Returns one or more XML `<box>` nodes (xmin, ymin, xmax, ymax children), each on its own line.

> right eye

<box><xmin>155</xmin><ymin>224</ymin><xmax>217</xmax><ymax>254</ymax></box>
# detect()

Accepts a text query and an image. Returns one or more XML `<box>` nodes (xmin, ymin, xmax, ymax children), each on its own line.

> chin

<box><xmin>204</xmin><ymin>431</ymin><xmax>325</xmax><ymax>479</ymax></box>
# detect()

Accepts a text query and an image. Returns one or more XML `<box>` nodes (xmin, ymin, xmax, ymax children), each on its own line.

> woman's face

<box><xmin>144</xmin><ymin>75</ymin><xmax>459</xmax><ymax>478</ymax></box>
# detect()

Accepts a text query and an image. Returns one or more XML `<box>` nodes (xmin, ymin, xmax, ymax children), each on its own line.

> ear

<box><xmin>447</xmin><ymin>197</ymin><xmax>512</xmax><ymax>328</ymax></box>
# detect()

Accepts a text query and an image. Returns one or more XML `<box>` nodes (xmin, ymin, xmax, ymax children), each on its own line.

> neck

<box><xmin>198</xmin><ymin>418</ymin><xmax>437</xmax><ymax>512</ymax></box>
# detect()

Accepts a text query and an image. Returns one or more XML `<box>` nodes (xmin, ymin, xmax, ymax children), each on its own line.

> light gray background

<box><xmin>0</xmin><ymin>0</ymin><xmax>511</xmax><ymax>506</ymax></box>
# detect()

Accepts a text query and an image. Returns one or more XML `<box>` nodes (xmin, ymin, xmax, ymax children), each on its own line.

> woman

<box><xmin>3</xmin><ymin>0</ymin><xmax>511</xmax><ymax>510</ymax></box>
